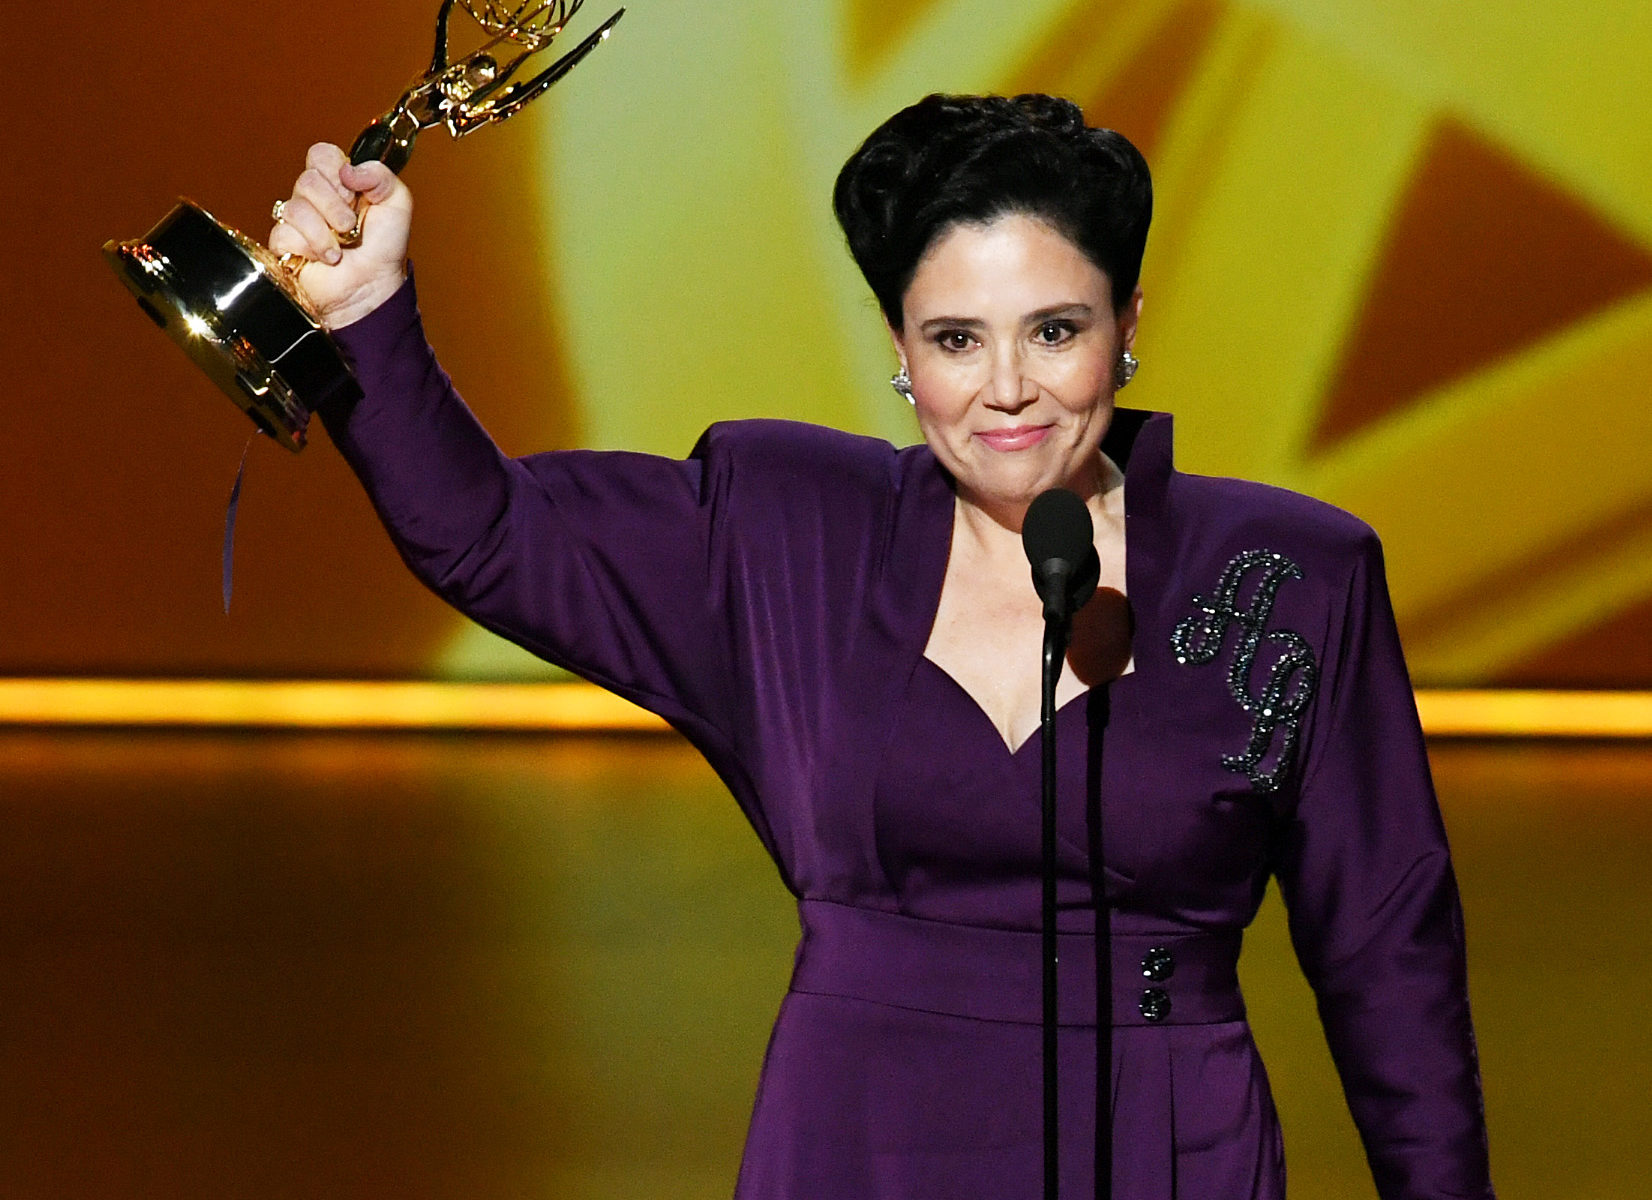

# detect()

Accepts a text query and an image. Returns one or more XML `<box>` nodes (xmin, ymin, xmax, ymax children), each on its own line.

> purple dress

<box><xmin>327</xmin><ymin>280</ymin><xmax>1494</xmax><ymax>1200</ymax></box>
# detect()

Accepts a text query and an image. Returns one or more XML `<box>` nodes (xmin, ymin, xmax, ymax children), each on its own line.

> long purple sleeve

<box><xmin>1277</xmin><ymin>533</ymin><xmax>1493</xmax><ymax>1198</ymax></box>
<box><xmin>325</xmin><ymin>276</ymin><xmax>737</xmax><ymax>753</ymax></box>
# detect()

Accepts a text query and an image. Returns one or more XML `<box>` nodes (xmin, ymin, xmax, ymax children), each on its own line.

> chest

<box><xmin>923</xmin><ymin>521</ymin><xmax>1131</xmax><ymax>752</ymax></box>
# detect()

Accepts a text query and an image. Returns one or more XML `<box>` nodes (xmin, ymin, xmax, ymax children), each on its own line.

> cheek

<box><xmin>909</xmin><ymin>389</ymin><xmax>982</xmax><ymax>458</ymax></box>
<box><xmin>910</xmin><ymin>396</ymin><xmax>963</xmax><ymax>442</ymax></box>
<box><xmin>910</xmin><ymin>349</ymin><xmax>982</xmax><ymax>391</ymax></box>
<box><xmin>1045</xmin><ymin>356</ymin><xmax>1115</xmax><ymax>413</ymax></box>
<box><xmin>908</xmin><ymin>368</ymin><xmax>978</xmax><ymax>423</ymax></box>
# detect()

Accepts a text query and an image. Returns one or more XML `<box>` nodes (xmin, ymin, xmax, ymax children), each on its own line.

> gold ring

<box><xmin>271</xmin><ymin>199</ymin><xmax>288</xmax><ymax>223</ymax></box>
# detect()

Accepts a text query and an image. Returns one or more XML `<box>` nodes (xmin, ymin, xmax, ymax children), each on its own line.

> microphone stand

<box><xmin>1040</xmin><ymin>610</ymin><xmax>1071</xmax><ymax>1200</ymax></box>
<box><xmin>1022</xmin><ymin>487</ymin><xmax>1100</xmax><ymax>1200</ymax></box>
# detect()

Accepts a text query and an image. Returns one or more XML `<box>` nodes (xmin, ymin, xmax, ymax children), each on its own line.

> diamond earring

<box><xmin>1114</xmin><ymin>350</ymin><xmax>1139</xmax><ymax>390</ymax></box>
<box><xmin>890</xmin><ymin>368</ymin><xmax>914</xmax><ymax>405</ymax></box>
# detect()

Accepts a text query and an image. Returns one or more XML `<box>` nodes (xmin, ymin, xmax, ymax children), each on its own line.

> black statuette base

<box><xmin>103</xmin><ymin>200</ymin><xmax>363</xmax><ymax>452</ymax></box>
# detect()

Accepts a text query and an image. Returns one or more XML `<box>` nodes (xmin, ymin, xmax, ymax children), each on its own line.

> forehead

<box><xmin>904</xmin><ymin>214</ymin><xmax>1112</xmax><ymax>316</ymax></box>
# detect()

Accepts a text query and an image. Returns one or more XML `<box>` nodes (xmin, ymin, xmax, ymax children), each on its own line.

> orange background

<box><xmin>5</xmin><ymin>0</ymin><xmax>585</xmax><ymax>676</ymax></box>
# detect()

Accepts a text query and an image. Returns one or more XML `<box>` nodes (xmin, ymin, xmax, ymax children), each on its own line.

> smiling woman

<box><xmin>897</xmin><ymin>215</ymin><xmax>1134</xmax><ymax>519</ymax></box>
<box><xmin>260</xmin><ymin>90</ymin><xmax>1495</xmax><ymax>1199</ymax></box>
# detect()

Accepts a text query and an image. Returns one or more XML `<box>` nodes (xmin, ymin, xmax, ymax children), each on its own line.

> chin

<box><xmin>956</xmin><ymin>461</ymin><xmax>1071</xmax><ymax>514</ymax></box>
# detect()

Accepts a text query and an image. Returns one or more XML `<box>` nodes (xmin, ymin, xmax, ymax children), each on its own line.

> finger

<box><xmin>339</xmin><ymin>160</ymin><xmax>403</xmax><ymax>207</ymax></box>
<box><xmin>293</xmin><ymin>166</ymin><xmax>358</xmax><ymax>234</ymax></box>
<box><xmin>304</xmin><ymin>142</ymin><xmax>353</xmax><ymax>203</ymax></box>
<box><xmin>268</xmin><ymin>216</ymin><xmax>312</xmax><ymax>260</ymax></box>
<box><xmin>274</xmin><ymin>195</ymin><xmax>343</xmax><ymax>265</ymax></box>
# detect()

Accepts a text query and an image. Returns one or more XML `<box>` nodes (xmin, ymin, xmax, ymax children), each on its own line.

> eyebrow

<box><xmin>917</xmin><ymin>303</ymin><xmax>1096</xmax><ymax>334</ymax></box>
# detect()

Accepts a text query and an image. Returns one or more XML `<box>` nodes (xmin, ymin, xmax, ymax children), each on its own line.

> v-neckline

<box><xmin>915</xmin><ymin>654</ymin><xmax>1100</xmax><ymax>758</ymax></box>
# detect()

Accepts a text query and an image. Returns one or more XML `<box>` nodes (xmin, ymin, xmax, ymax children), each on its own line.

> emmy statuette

<box><xmin>104</xmin><ymin>0</ymin><xmax>624</xmax><ymax>452</ymax></box>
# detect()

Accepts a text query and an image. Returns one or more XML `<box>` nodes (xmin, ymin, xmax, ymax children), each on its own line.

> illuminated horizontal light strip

<box><xmin>0</xmin><ymin>679</ymin><xmax>666</xmax><ymax>733</ymax></box>
<box><xmin>1412</xmin><ymin>690</ymin><xmax>1652</xmax><ymax>739</ymax></box>
<box><xmin>1</xmin><ymin>680</ymin><xmax>1651</xmax><ymax>739</ymax></box>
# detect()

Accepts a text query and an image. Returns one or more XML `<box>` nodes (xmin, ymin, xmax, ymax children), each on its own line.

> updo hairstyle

<box><xmin>833</xmin><ymin>93</ymin><xmax>1152</xmax><ymax>331</ymax></box>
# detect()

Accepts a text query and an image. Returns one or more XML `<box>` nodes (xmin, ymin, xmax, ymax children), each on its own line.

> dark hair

<box><xmin>833</xmin><ymin>93</ymin><xmax>1152</xmax><ymax>330</ymax></box>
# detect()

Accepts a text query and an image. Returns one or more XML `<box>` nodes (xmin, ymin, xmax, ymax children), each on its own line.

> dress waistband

<box><xmin>789</xmin><ymin>899</ymin><xmax>1245</xmax><ymax>1028</ymax></box>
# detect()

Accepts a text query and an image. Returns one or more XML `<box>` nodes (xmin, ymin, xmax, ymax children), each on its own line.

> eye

<box><xmin>1035</xmin><ymin>320</ymin><xmax>1077</xmax><ymax>346</ymax></box>
<box><xmin>934</xmin><ymin>329</ymin><xmax>977</xmax><ymax>353</ymax></box>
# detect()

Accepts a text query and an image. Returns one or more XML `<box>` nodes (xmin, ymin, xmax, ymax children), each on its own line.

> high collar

<box><xmin>1102</xmin><ymin>406</ymin><xmax>1173</xmax><ymax>521</ymax></box>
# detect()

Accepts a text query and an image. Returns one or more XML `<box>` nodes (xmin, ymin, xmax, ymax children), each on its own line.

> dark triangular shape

<box><xmin>1078</xmin><ymin>0</ymin><xmax>1224</xmax><ymax>159</ymax></box>
<box><xmin>843</xmin><ymin>0</ymin><xmax>946</xmax><ymax>82</ymax></box>
<box><xmin>1314</xmin><ymin>118</ymin><xmax>1652</xmax><ymax>451</ymax></box>
<box><xmin>1496</xmin><ymin>590</ymin><xmax>1652</xmax><ymax>688</ymax></box>
<box><xmin>1007</xmin><ymin>0</ymin><xmax>1223</xmax><ymax>162</ymax></box>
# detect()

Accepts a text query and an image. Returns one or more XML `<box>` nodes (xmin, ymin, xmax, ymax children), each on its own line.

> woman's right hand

<box><xmin>268</xmin><ymin>142</ymin><xmax>412</xmax><ymax>330</ymax></box>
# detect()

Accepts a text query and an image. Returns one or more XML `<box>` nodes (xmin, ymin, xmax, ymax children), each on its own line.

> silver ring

<box><xmin>271</xmin><ymin>199</ymin><xmax>288</xmax><ymax>223</ymax></box>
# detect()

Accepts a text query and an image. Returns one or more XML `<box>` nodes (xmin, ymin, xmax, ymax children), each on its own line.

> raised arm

<box><xmin>266</xmin><ymin>146</ymin><xmax>738</xmax><ymax>746</ymax></box>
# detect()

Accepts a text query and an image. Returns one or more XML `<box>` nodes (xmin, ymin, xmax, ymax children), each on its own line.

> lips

<box><xmin>975</xmin><ymin>425</ymin><xmax>1052</xmax><ymax>452</ymax></box>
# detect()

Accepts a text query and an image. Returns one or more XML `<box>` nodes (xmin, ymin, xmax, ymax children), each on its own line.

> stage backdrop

<box><xmin>6</xmin><ymin>0</ymin><xmax>1651</xmax><ymax>685</ymax></box>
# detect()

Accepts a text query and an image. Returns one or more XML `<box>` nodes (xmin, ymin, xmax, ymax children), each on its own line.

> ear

<box><xmin>885</xmin><ymin>317</ymin><xmax>910</xmax><ymax>373</ymax></box>
<box><xmin>1118</xmin><ymin>287</ymin><xmax>1143</xmax><ymax>352</ymax></box>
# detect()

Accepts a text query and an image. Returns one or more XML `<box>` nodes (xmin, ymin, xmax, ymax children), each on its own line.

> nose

<box><xmin>985</xmin><ymin>344</ymin><xmax>1036</xmax><ymax>411</ymax></box>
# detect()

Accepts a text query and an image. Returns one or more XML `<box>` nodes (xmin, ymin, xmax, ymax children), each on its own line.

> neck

<box><xmin>952</xmin><ymin>453</ymin><xmax>1125</xmax><ymax>558</ymax></box>
<box><xmin>958</xmin><ymin>449</ymin><xmax>1123</xmax><ymax>525</ymax></box>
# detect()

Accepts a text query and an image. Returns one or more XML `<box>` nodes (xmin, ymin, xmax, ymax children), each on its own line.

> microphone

<box><xmin>1022</xmin><ymin>488</ymin><xmax>1101</xmax><ymax>625</ymax></box>
<box><xmin>1022</xmin><ymin>487</ymin><xmax>1104</xmax><ymax>1200</ymax></box>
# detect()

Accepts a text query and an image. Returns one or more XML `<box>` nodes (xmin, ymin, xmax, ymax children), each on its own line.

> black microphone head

<box><xmin>1023</xmin><ymin>488</ymin><xmax>1093</xmax><ymax>569</ymax></box>
<box><xmin>1022</xmin><ymin>488</ymin><xmax>1101</xmax><ymax>623</ymax></box>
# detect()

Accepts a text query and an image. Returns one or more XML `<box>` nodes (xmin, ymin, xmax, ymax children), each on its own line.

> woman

<box><xmin>270</xmin><ymin>94</ymin><xmax>1494</xmax><ymax>1198</ymax></box>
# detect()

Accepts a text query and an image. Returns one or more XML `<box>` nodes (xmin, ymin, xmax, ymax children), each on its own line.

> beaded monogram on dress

<box><xmin>1171</xmin><ymin>550</ymin><xmax>1320</xmax><ymax>793</ymax></box>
